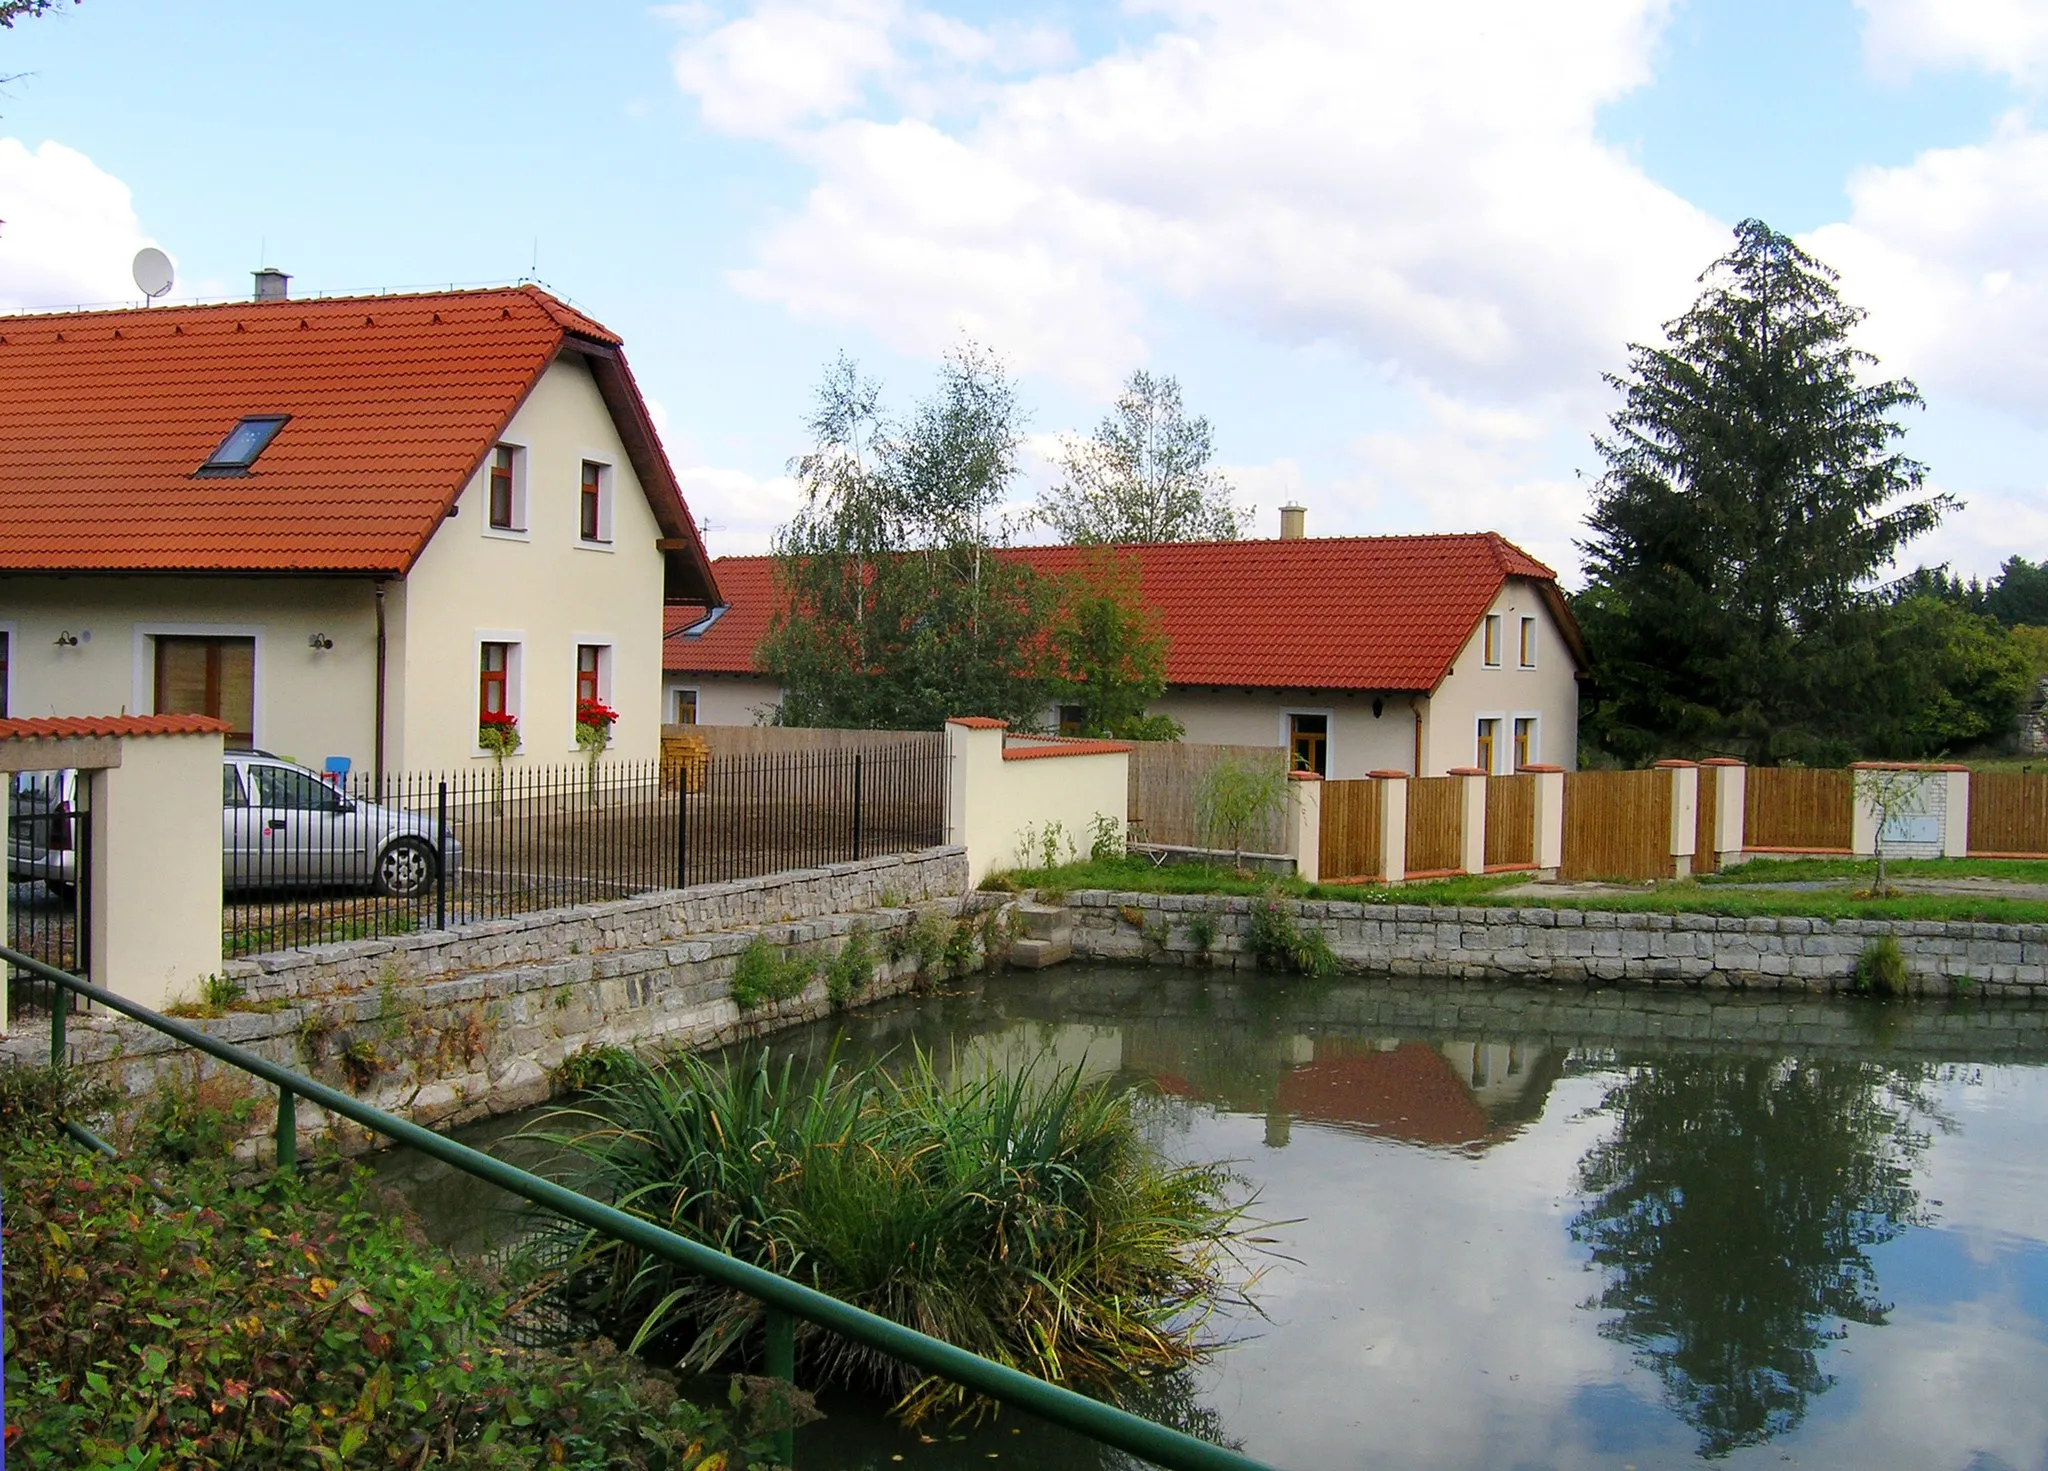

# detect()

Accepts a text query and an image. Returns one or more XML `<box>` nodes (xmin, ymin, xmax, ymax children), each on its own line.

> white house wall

<box><xmin>663</xmin><ymin>673</ymin><xmax>782</xmax><ymax>727</ymax></box>
<box><xmin>0</xmin><ymin>575</ymin><xmax>379</xmax><ymax>770</ymax></box>
<box><xmin>398</xmin><ymin>353</ymin><xmax>667</xmax><ymax>771</ymax></box>
<box><xmin>1149</xmin><ymin>688</ymin><xmax>1416</xmax><ymax>777</ymax></box>
<box><xmin>1421</xmin><ymin>578</ymin><xmax>1580</xmax><ymax>774</ymax></box>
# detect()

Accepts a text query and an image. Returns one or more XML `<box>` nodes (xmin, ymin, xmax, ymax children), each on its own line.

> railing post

<box><xmin>765</xmin><ymin>1303</ymin><xmax>797</xmax><ymax>1467</ymax></box>
<box><xmin>436</xmin><ymin>780</ymin><xmax>449</xmax><ymax>932</ymax></box>
<box><xmin>852</xmin><ymin>751</ymin><xmax>864</xmax><ymax>863</ymax></box>
<box><xmin>276</xmin><ymin>1082</ymin><xmax>297</xmax><ymax>1174</ymax></box>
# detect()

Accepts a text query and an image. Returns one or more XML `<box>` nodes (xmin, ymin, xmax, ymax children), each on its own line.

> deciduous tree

<box><xmin>1037</xmin><ymin>371</ymin><xmax>1245</xmax><ymax>545</ymax></box>
<box><xmin>1049</xmin><ymin>550</ymin><xmax>1182</xmax><ymax>741</ymax></box>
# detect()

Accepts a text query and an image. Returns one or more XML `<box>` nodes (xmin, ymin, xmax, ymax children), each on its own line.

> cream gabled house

<box><xmin>0</xmin><ymin>283</ymin><xmax>718</xmax><ymax>777</ymax></box>
<box><xmin>662</xmin><ymin>523</ymin><xmax>1588</xmax><ymax>776</ymax></box>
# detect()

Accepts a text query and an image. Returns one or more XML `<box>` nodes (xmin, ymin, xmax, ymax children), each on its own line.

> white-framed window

<box><xmin>572</xmin><ymin>637</ymin><xmax>616</xmax><ymax>748</ymax></box>
<box><xmin>475</xmin><ymin>631</ymin><xmax>525</xmax><ymax>755</ymax></box>
<box><xmin>1482</xmin><ymin>614</ymin><xmax>1503</xmax><ymax>668</ymax></box>
<box><xmin>484</xmin><ymin>442</ymin><xmax>528</xmax><ymax>537</ymax></box>
<box><xmin>1475</xmin><ymin>716</ymin><xmax>1501</xmax><ymax>774</ymax></box>
<box><xmin>133</xmin><ymin>621</ymin><xmax>265</xmax><ymax>751</ymax></box>
<box><xmin>1282</xmin><ymin>708</ymin><xmax>1332</xmax><ymax>776</ymax></box>
<box><xmin>1512</xmin><ymin>714</ymin><xmax>1539</xmax><ymax>769</ymax></box>
<box><xmin>671</xmin><ymin>688</ymin><xmax>699</xmax><ymax>725</ymax></box>
<box><xmin>578</xmin><ymin>459</ymin><xmax>613</xmax><ymax>546</ymax></box>
<box><xmin>1518</xmin><ymin>616</ymin><xmax>1537</xmax><ymax>669</ymax></box>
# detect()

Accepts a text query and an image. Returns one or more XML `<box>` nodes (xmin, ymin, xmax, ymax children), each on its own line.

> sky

<box><xmin>6</xmin><ymin>0</ymin><xmax>2048</xmax><ymax>585</ymax></box>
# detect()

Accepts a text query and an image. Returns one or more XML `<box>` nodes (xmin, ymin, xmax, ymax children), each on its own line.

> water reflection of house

<box><xmin>1116</xmin><ymin>1025</ymin><xmax>1563</xmax><ymax>1152</ymax></box>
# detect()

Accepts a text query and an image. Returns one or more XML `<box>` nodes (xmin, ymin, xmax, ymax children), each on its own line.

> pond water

<box><xmin>382</xmin><ymin>968</ymin><xmax>2048</xmax><ymax>1471</ymax></box>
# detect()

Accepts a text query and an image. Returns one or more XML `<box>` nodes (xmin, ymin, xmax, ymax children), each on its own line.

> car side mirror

<box><xmin>332</xmin><ymin>795</ymin><xmax>356</xmax><ymax>814</ymax></box>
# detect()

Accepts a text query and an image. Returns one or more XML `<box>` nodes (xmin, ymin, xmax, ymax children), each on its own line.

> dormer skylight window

<box><xmin>196</xmin><ymin>415</ymin><xmax>289</xmax><ymax>476</ymax></box>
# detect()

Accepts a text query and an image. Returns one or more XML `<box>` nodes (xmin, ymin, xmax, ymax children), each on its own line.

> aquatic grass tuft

<box><xmin>525</xmin><ymin>1047</ymin><xmax>1257</xmax><ymax>1423</ymax></box>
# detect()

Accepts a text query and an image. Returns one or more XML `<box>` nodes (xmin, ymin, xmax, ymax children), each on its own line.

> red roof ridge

<box><xmin>0</xmin><ymin>283</ymin><xmax>620</xmax><ymax>345</ymax></box>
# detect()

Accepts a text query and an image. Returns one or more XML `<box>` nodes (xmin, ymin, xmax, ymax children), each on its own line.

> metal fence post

<box><xmin>436</xmin><ymin>781</ymin><xmax>449</xmax><ymax>931</ymax></box>
<box><xmin>852</xmin><ymin>752</ymin><xmax>864</xmax><ymax>863</ymax></box>
<box><xmin>765</xmin><ymin>1304</ymin><xmax>796</xmax><ymax>1467</ymax></box>
<box><xmin>276</xmin><ymin>1083</ymin><xmax>297</xmax><ymax>1174</ymax></box>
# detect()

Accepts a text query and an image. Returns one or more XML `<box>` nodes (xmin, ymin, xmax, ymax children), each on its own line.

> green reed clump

<box><xmin>527</xmin><ymin>1048</ymin><xmax>1253</xmax><ymax>1424</ymax></box>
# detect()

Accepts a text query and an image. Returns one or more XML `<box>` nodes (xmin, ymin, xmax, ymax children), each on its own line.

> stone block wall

<box><xmin>1066</xmin><ymin>889</ymin><xmax>2048</xmax><ymax>997</ymax></box>
<box><xmin>223</xmin><ymin>846</ymin><xmax>968</xmax><ymax>1004</ymax></box>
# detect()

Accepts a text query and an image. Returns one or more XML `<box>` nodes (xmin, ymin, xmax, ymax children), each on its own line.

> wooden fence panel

<box><xmin>1693</xmin><ymin>765</ymin><xmax>1719</xmax><ymax>875</ymax></box>
<box><xmin>1127</xmin><ymin>742</ymin><xmax>1289</xmax><ymax>854</ymax></box>
<box><xmin>1484</xmin><ymin>774</ymin><xmax>1535</xmax><ymax>869</ymax></box>
<box><xmin>1320</xmin><ymin>780</ymin><xmax>1384</xmax><ymax>880</ymax></box>
<box><xmin>1406</xmin><ymin>776</ymin><xmax>1464</xmax><ymax>875</ymax></box>
<box><xmin>1744</xmin><ymin>768</ymin><xmax>1852</xmax><ymax>852</ymax></box>
<box><xmin>1560</xmin><ymin>770</ymin><xmax>1671</xmax><ymax>881</ymax></box>
<box><xmin>1968</xmin><ymin>772</ymin><xmax>2048</xmax><ymax>856</ymax></box>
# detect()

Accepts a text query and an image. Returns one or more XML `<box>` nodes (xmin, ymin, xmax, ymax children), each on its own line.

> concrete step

<box><xmin>1008</xmin><ymin>935</ymin><xmax>1073</xmax><ymax>969</ymax></box>
<box><xmin>1015</xmin><ymin>902</ymin><xmax>1072</xmax><ymax>943</ymax></box>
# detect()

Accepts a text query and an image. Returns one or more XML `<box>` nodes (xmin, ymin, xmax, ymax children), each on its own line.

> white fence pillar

<box><xmin>1524</xmin><ymin>764</ymin><xmax>1565</xmax><ymax>877</ymax></box>
<box><xmin>1371</xmin><ymin>771</ymin><xmax>1408</xmax><ymax>884</ymax></box>
<box><xmin>1943</xmin><ymin>766</ymin><xmax>1971</xmax><ymax>858</ymax></box>
<box><xmin>1658</xmin><ymin>760</ymin><xmax>1699</xmax><ymax>878</ymax></box>
<box><xmin>1450</xmin><ymin>767</ymin><xmax>1487</xmax><ymax>876</ymax></box>
<box><xmin>1287</xmin><ymin>772</ymin><xmax>1323</xmax><ymax>884</ymax></box>
<box><xmin>1702</xmin><ymin>759</ymin><xmax>1747</xmax><ymax>867</ymax></box>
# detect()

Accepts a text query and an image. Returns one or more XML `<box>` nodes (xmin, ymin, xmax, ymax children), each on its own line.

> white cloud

<box><xmin>0</xmin><ymin>139</ymin><xmax>159</xmax><ymax>313</ymax></box>
<box><xmin>1859</xmin><ymin>0</ymin><xmax>2048</xmax><ymax>85</ymax></box>
<box><xmin>690</xmin><ymin>0</ymin><xmax>1722</xmax><ymax>395</ymax></box>
<box><xmin>1807</xmin><ymin>119</ymin><xmax>2048</xmax><ymax>421</ymax></box>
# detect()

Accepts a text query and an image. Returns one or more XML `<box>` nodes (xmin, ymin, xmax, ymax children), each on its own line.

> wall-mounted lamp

<box><xmin>307</xmin><ymin>632</ymin><xmax>334</xmax><ymax>651</ymax></box>
<box><xmin>53</xmin><ymin>630</ymin><xmax>79</xmax><ymax>647</ymax></box>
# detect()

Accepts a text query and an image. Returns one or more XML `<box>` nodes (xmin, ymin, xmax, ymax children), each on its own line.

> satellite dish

<box><xmin>131</xmin><ymin>247</ymin><xmax>174</xmax><ymax>302</ymax></box>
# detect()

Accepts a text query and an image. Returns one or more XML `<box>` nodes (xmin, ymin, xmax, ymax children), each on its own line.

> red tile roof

<box><xmin>0</xmin><ymin>714</ymin><xmax>229</xmax><ymax>739</ymax></box>
<box><xmin>664</xmin><ymin>533</ymin><xmax>1583</xmax><ymax>692</ymax></box>
<box><xmin>1274</xmin><ymin>1042</ymin><xmax>1501</xmax><ymax>1150</ymax></box>
<box><xmin>0</xmin><ymin>285</ymin><xmax>716</xmax><ymax>600</ymax></box>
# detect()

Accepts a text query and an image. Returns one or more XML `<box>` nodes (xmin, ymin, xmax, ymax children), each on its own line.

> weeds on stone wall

<box><xmin>1246</xmin><ymin>895</ymin><xmax>1338</xmax><ymax>977</ymax></box>
<box><xmin>1185</xmin><ymin>910</ymin><xmax>1219</xmax><ymax>960</ymax></box>
<box><xmin>825</xmin><ymin>924</ymin><xmax>876</xmax><ymax>1009</ymax></box>
<box><xmin>1853</xmin><ymin>935</ymin><xmax>1909</xmax><ymax>999</ymax></box>
<box><xmin>730</xmin><ymin>937</ymin><xmax>819</xmax><ymax>1010</ymax></box>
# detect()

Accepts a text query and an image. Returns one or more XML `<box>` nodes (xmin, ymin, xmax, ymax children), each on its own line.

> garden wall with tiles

<box><xmin>20</xmin><ymin>848</ymin><xmax>1000</xmax><ymax>1160</ymax></box>
<box><xmin>1066</xmin><ymin>889</ymin><xmax>2048</xmax><ymax>997</ymax></box>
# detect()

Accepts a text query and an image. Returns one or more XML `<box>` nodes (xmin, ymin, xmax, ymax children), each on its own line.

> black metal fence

<box><xmin>6</xmin><ymin>767</ymin><xmax>92</xmax><ymax>1019</ymax></box>
<box><xmin>678</xmin><ymin>738</ymin><xmax>948</xmax><ymax>887</ymax></box>
<box><xmin>211</xmin><ymin>740</ymin><xmax>947</xmax><ymax>959</ymax></box>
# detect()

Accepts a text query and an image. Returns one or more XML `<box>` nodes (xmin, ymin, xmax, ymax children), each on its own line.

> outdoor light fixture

<box><xmin>307</xmin><ymin>632</ymin><xmax>334</xmax><ymax>650</ymax></box>
<box><xmin>53</xmin><ymin>630</ymin><xmax>79</xmax><ymax>647</ymax></box>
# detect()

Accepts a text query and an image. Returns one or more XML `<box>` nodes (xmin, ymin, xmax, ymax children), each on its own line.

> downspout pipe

<box><xmin>374</xmin><ymin>581</ymin><xmax>388</xmax><ymax>789</ymax></box>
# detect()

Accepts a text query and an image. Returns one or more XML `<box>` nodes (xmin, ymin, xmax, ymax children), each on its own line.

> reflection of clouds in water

<box><xmin>1184</xmin><ymin>1083</ymin><xmax>1659</xmax><ymax>1471</ymax></box>
<box><xmin>1919</xmin><ymin>1067</ymin><xmax>2048</xmax><ymax>1249</ymax></box>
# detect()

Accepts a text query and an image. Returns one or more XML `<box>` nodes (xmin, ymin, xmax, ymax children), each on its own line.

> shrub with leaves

<box><xmin>1245</xmin><ymin>896</ymin><xmax>1338</xmax><ymax>977</ymax></box>
<box><xmin>2</xmin><ymin>1132</ymin><xmax>761</xmax><ymax>1470</ymax></box>
<box><xmin>728</xmin><ymin>936</ymin><xmax>818</xmax><ymax>1010</ymax></box>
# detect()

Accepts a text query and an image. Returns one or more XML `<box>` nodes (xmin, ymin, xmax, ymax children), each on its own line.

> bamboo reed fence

<box><xmin>1127</xmin><ymin>742</ymin><xmax>1289</xmax><ymax>853</ymax></box>
<box><xmin>1967</xmin><ymin>772</ymin><xmax>2048</xmax><ymax>856</ymax></box>
<box><xmin>1744</xmin><ymin>768</ymin><xmax>1852</xmax><ymax>852</ymax></box>
<box><xmin>1319</xmin><ymin>779</ymin><xmax>1384</xmax><ymax>880</ymax></box>
<box><xmin>1406</xmin><ymin>776</ymin><xmax>1463</xmax><ymax>874</ymax></box>
<box><xmin>1560</xmin><ymin>769</ymin><xmax>1670</xmax><ymax>881</ymax></box>
<box><xmin>1484</xmin><ymin>774</ymin><xmax>1535</xmax><ymax>869</ymax></box>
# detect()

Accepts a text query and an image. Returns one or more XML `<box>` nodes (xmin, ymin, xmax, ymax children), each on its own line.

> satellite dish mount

<box><xmin>132</xmin><ymin>247</ymin><xmax>175</xmax><ymax>304</ymax></box>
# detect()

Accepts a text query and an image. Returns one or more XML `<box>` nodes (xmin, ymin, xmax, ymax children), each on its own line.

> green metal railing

<box><xmin>2</xmin><ymin>944</ymin><xmax>1275</xmax><ymax>1471</ymax></box>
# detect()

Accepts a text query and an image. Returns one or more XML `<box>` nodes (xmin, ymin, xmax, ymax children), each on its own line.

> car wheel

<box><xmin>374</xmin><ymin>837</ymin><xmax>437</xmax><ymax>898</ymax></box>
<box><xmin>49</xmin><ymin>881</ymin><xmax>75</xmax><ymax>905</ymax></box>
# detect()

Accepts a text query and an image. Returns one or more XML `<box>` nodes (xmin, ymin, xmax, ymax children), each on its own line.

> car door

<box><xmin>247</xmin><ymin>762</ymin><xmax>351</xmax><ymax>884</ymax></box>
<box><xmin>221</xmin><ymin>761</ymin><xmax>262</xmax><ymax>887</ymax></box>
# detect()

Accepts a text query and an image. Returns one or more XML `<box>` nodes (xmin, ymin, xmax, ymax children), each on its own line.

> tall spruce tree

<box><xmin>1578</xmin><ymin>220</ymin><xmax>1953</xmax><ymax>765</ymax></box>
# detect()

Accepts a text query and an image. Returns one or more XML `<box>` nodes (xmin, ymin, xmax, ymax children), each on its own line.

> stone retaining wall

<box><xmin>1067</xmin><ymin>889</ymin><xmax>2048</xmax><ymax>997</ymax></box>
<box><xmin>225</xmin><ymin>846</ymin><xmax>968</xmax><ymax>1003</ymax></box>
<box><xmin>15</xmin><ymin>848</ymin><xmax>993</xmax><ymax>1160</ymax></box>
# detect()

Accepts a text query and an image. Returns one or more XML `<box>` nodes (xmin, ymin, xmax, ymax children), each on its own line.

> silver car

<box><xmin>225</xmin><ymin>753</ymin><xmax>462</xmax><ymax>897</ymax></box>
<box><xmin>7</xmin><ymin>768</ymin><xmax>82</xmax><ymax>899</ymax></box>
